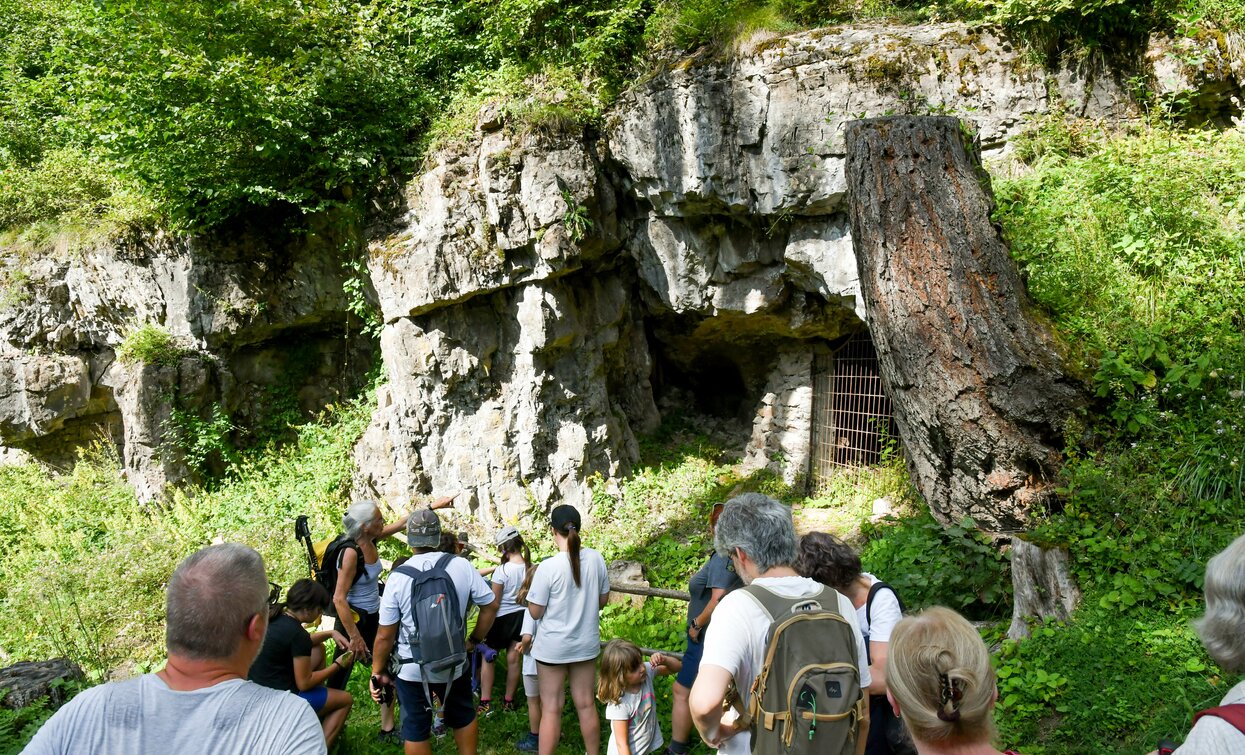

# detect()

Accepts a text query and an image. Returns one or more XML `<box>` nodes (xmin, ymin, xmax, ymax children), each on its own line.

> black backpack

<box><xmin>294</xmin><ymin>516</ymin><xmax>363</xmax><ymax>615</ymax></box>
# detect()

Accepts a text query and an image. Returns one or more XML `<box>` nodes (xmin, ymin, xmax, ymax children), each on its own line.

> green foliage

<box><xmin>560</xmin><ymin>190</ymin><xmax>594</xmax><ymax>243</ymax></box>
<box><xmin>162</xmin><ymin>402</ymin><xmax>236</xmax><ymax>472</ymax></box>
<box><xmin>993</xmin><ymin>604</ymin><xmax>1228</xmax><ymax>753</ymax></box>
<box><xmin>0</xmin><ymin>396</ymin><xmax>372</xmax><ymax>673</ymax></box>
<box><xmin>860</xmin><ymin>511</ymin><xmax>1012</xmax><ymax>619</ymax></box>
<box><xmin>0</xmin><ymin>688</ymin><xmax>60</xmax><ymax>754</ymax></box>
<box><xmin>114</xmin><ymin>324</ymin><xmax>187</xmax><ymax>367</ymax></box>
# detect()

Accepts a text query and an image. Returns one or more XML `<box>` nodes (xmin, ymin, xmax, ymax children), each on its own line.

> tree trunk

<box><xmin>1008</xmin><ymin>538</ymin><xmax>1081</xmax><ymax>639</ymax></box>
<box><xmin>845</xmin><ymin>116</ymin><xmax>1084</xmax><ymax>533</ymax></box>
<box><xmin>0</xmin><ymin>658</ymin><xmax>84</xmax><ymax>711</ymax></box>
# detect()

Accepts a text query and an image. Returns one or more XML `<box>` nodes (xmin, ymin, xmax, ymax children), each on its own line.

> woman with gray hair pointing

<box><xmin>328</xmin><ymin>493</ymin><xmax>456</xmax><ymax>744</ymax></box>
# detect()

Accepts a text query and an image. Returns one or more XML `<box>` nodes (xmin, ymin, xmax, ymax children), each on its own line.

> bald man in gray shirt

<box><xmin>25</xmin><ymin>544</ymin><xmax>325</xmax><ymax>755</ymax></box>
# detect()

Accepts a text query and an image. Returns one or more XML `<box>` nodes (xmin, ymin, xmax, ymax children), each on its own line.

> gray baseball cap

<box><xmin>407</xmin><ymin>508</ymin><xmax>442</xmax><ymax>548</ymax></box>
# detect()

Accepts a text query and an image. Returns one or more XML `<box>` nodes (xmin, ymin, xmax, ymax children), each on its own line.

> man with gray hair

<box><xmin>689</xmin><ymin>493</ymin><xmax>871</xmax><ymax>755</ymax></box>
<box><xmin>25</xmin><ymin>543</ymin><xmax>325</xmax><ymax>755</ymax></box>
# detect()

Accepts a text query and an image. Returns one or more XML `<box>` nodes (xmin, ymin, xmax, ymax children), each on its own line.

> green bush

<box><xmin>114</xmin><ymin>324</ymin><xmax>187</xmax><ymax>367</ymax></box>
<box><xmin>860</xmin><ymin>511</ymin><xmax>1013</xmax><ymax>620</ymax></box>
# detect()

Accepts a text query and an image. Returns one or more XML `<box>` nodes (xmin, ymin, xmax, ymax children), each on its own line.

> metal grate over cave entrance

<box><xmin>810</xmin><ymin>331</ymin><xmax>898</xmax><ymax>491</ymax></box>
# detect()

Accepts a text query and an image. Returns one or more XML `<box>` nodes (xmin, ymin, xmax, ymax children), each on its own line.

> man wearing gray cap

<box><xmin>371</xmin><ymin>508</ymin><xmax>499</xmax><ymax>755</ymax></box>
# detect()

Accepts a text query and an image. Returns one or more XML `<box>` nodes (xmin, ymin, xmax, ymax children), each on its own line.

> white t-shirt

<box><xmin>1174</xmin><ymin>679</ymin><xmax>1245</xmax><ymax>754</ymax></box>
<box><xmin>23</xmin><ymin>674</ymin><xmax>325</xmax><ymax>755</ymax></box>
<box><xmin>606</xmin><ymin>665</ymin><xmax>664</xmax><ymax>755</ymax></box>
<box><xmin>698</xmin><ymin>576</ymin><xmax>871</xmax><ymax>755</ymax></box>
<box><xmin>857</xmin><ymin>573</ymin><xmax>902</xmax><ymax>646</ymax></box>
<box><xmin>527</xmin><ymin>548</ymin><xmax>610</xmax><ymax>664</ymax></box>
<box><xmin>520</xmin><ymin>611</ymin><xmax>539</xmax><ymax>677</ymax></box>
<box><xmin>494</xmin><ymin>560</ymin><xmax>528</xmax><ymax>617</ymax></box>
<box><xmin>380</xmin><ymin>552</ymin><xmax>495</xmax><ymax>683</ymax></box>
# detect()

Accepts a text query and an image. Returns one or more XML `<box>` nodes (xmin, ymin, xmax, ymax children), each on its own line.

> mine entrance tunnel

<box><xmin>810</xmin><ymin>330</ymin><xmax>899</xmax><ymax>489</ymax></box>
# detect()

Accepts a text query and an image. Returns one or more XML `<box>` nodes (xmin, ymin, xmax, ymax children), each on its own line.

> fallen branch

<box><xmin>609</xmin><ymin>583</ymin><xmax>690</xmax><ymax>602</ymax></box>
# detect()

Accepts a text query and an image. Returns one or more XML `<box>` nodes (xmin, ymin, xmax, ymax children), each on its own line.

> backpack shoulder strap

<box><xmin>865</xmin><ymin>581</ymin><xmax>903</xmax><ymax>625</ymax></box>
<box><xmin>334</xmin><ymin>537</ymin><xmax>364</xmax><ymax>584</ymax></box>
<box><xmin>1193</xmin><ymin>704</ymin><xmax>1245</xmax><ymax>733</ymax></box>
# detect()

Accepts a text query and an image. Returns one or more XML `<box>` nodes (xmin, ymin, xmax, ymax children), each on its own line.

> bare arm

<box><xmin>333</xmin><ymin>548</ymin><xmax>367</xmax><ymax>656</ymax></box>
<box><xmin>599</xmin><ymin>591</ymin><xmax>610</xmax><ymax>609</ymax></box>
<box><xmin>690</xmin><ymin>664</ymin><xmax>735</xmax><ymax>747</ymax></box>
<box><xmin>649</xmin><ymin>652</ymin><xmax>682</xmax><ymax>676</ymax></box>
<box><xmin>471</xmin><ymin>595</ymin><xmax>501</xmax><ymax>645</ymax></box>
<box><xmin>611</xmin><ymin>719</ymin><xmax>632</xmax><ymax>755</ymax></box>
<box><xmin>867</xmin><ymin>641</ymin><xmax>888</xmax><ymax>694</ymax></box>
<box><xmin>527</xmin><ymin>602</ymin><xmax>546</xmax><ymax>620</ymax></box>
<box><xmin>689</xmin><ymin>587</ymin><xmax>729</xmax><ymax>643</ymax></box>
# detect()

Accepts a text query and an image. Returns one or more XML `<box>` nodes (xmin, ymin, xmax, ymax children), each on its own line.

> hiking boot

<box><xmin>476</xmin><ymin>699</ymin><xmax>492</xmax><ymax>716</ymax></box>
<box><xmin>516</xmin><ymin>732</ymin><xmax>539</xmax><ymax>752</ymax></box>
<box><xmin>501</xmin><ymin>698</ymin><xmax>516</xmax><ymax>713</ymax></box>
<box><xmin>376</xmin><ymin>728</ymin><xmax>399</xmax><ymax>745</ymax></box>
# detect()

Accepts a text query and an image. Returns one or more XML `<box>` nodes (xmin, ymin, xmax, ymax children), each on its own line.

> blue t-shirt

<box><xmin>687</xmin><ymin>553</ymin><xmax>743</xmax><ymax>625</ymax></box>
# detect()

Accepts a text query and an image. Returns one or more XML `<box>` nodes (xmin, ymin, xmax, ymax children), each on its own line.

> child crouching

<box><xmin>597</xmin><ymin>639</ymin><xmax>682</xmax><ymax>755</ymax></box>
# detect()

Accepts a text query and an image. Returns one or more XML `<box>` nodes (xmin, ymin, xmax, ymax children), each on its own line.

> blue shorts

<box><xmin>296</xmin><ymin>685</ymin><xmax>329</xmax><ymax>713</ymax></box>
<box><xmin>395</xmin><ymin>670</ymin><xmax>476</xmax><ymax>743</ymax></box>
<box><xmin>675</xmin><ymin>631</ymin><xmax>704</xmax><ymax>688</ymax></box>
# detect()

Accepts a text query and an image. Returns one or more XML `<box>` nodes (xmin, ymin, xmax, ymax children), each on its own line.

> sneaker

<box><xmin>476</xmin><ymin>699</ymin><xmax>492</xmax><ymax>716</ymax></box>
<box><xmin>516</xmin><ymin>732</ymin><xmax>539</xmax><ymax>752</ymax></box>
<box><xmin>501</xmin><ymin>698</ymin><xmax>516</xmax><ymax>713</ymax></box>
<box><xmin>376</xmin><ymin>728</ymin><xmax>399</xmax><ymax>745</ymax></box>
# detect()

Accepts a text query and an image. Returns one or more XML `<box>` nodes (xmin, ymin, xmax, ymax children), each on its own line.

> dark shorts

<box><xmin>675</xmin><ymin>631</ymin><xmax>704</xmax><ymax>688</ymax></box>
<box><xmin>329</xmin><ymin>608</ymin><xmax>380</xmax><ymax>690</ymax></box>
<box><xmin>296</xmin><ymin>685</ymin><xmax>329</xmax><ymax>713</ymax></box>
<box><xmin>396</xmin><ymin>671</ymin><xmax>476</xmax><ymax>743</ymax></box>
<box><xmin>483</xmin><ymin>611</ymin><xmax>524</xmax><ymax>651</ymax></box>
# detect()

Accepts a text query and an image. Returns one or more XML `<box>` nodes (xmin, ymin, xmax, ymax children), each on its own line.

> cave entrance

<box><xmin>810</xmin><ymin>331</ymin><xmax>897</xmax><ymax>490</ymax></box>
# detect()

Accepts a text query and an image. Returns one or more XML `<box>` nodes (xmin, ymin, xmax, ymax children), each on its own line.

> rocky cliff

<box><xmin>3</xmin><ymin>23</ymin><xmax>1240</xmax><ymax>525</ymax></box>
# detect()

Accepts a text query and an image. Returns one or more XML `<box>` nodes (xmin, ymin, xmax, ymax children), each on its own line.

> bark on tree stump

<box><xmin>0</xmin><ymin>658</ymin><xmax>85</xmax><ymax>711</ymax></box>
<box><xmin>1008</xmin><ymin>538</ymin><xmax>1081</xmax><ymax>639</ymax></box>
<box><xmin>845</xmin><ymin>116</ymin><xmax>1085</xmax><ymax>532</ymax></box>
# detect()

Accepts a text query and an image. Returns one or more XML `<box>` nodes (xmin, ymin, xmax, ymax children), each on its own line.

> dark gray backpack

<box><xmin>738</xmin><ymin>584</ymin><xmax>865</xmax><ymax>755</ymax></box>
<box><xmin>392</xmin><ymin>555</ymin><xmax>466</xmax><ymax>707</ymax></box>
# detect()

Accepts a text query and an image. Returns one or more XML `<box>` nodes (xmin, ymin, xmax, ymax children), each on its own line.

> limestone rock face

<box><xmin>4</xmin><ymin>21</ymin><xmax>1241</xmax><ymax>522</ymax></box>
<box><xmin>0</xmin><ymin>229</ymin><xmax>375</xmax><ymax>501</ymax></box>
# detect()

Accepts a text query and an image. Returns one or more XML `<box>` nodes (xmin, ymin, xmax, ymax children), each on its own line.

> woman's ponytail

<box><xmin>567</xmin><ymin>526</ymin><xmax>582</xmax><ymax>587</ymax></box>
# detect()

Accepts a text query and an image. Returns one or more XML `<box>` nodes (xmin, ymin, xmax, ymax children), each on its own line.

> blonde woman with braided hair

<box><xmin>885</xmin><ymin>607</ymin><xmax>1022</xmax><ymax>755</ymax></box>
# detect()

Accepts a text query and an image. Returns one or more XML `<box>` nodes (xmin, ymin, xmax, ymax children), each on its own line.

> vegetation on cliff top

<box><xmin>3</xmin><ymin>0</ymin><xmax>1243</xmax><ymax>244</ymax></box>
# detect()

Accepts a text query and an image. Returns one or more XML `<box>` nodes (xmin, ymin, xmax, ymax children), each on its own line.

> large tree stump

<box><xmin>1008</xmin><ymin>538</ymin><xmax>1081</xmax><ymax>639</ymax></box>
<box><xmin>845</xmin><ymin>116</ymin><xmax>1084</xmax><ymax>532</ymax></box>
<box><xmin>0</xmin><ymin>658</ymin><xmax>84</xmax><ymax>710</ymax></box>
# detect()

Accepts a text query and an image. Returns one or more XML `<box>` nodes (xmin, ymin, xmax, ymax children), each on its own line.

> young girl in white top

<box><xmin>597</xmin><ymin>640</ymin><xmax>682</xmax><ymax>755</ymax></box>
<box><xmin>478</xmin><ymin>525</ymin><xmax>532</xmax><ymax>715</ymax></box>
<box><xmin>527</xmin><ymin>504</ymin><xmax>612</xmax><ymax>755</ymax></box>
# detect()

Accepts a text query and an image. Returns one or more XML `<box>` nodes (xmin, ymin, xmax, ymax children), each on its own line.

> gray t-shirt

<box><xmin>23</xmin><ymin>674</ymin><xmax>325</xmax><ymax>755</ymax></box>
<box><xmin>687</xmin><ymin>553</ymin><xmax>743</xmax><ymax>625</ymax></box>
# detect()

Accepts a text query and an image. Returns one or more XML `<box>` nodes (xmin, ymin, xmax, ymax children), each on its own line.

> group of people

<box><xmin>22</xmin><ymin>493</ymin><xmax>1245</xmax><ymax>755</ymax></box>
